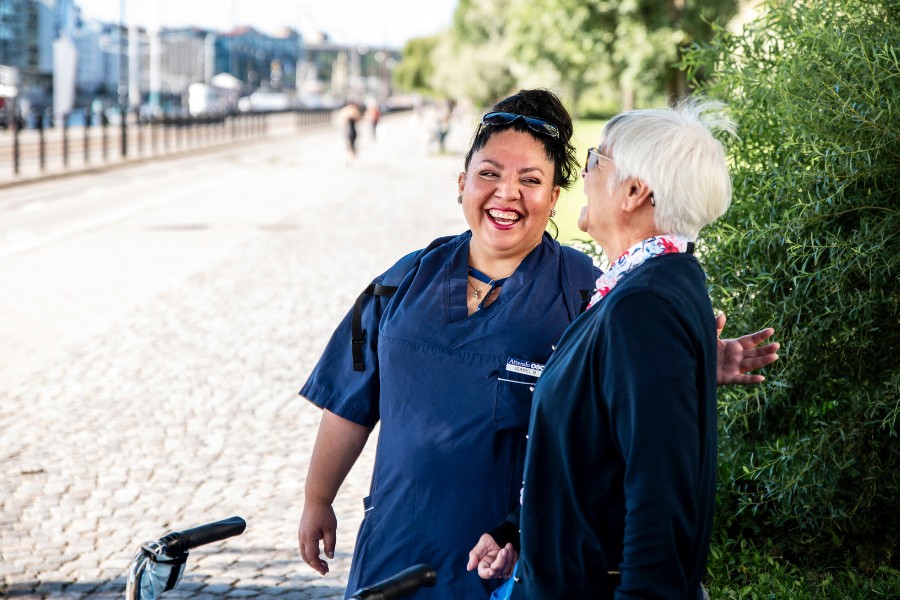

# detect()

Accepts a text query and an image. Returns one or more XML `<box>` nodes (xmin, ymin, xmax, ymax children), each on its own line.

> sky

<box><xmin>74</xmin><ymin>0</ymin><xmax>458</xmax><ymax>48</ymax></box>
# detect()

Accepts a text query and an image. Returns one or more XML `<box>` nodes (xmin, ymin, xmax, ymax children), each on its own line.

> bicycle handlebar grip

<box><xmin>161</xmin><ymin>516</ymin><xmax>246</xmax><ymax>554</ymax></box>
<box><xmin>350</xmin><ymin>564</ymin><xmax>437</xmax><ymax>599</ymax></box>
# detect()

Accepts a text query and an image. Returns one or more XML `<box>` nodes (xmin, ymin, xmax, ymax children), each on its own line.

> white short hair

<box><xmin>601</xmin><ymin>97</ymin><xmax>736</xmax><ymax>239</ymax></box>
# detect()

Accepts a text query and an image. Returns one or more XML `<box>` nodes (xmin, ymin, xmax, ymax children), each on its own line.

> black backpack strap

<box><xmin>351</xmin><ymin>283</ymin><xmax>399</xmax><ymax>372</ymax></box>
<box><xmin>349</xmin><ymin>234</ymin><xmax>469</xmax><ymax>371</ymax></box>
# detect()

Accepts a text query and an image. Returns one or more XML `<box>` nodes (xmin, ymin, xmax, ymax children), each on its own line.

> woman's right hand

<box><xmin>296</xmin><ymin>409</ymin><xmax>373</xmax><ymax>576</ymax></box>
<box><xmin>298</xmin><ymin>500</ymin><xmax>338</xmax><ymax>575</ymax></box>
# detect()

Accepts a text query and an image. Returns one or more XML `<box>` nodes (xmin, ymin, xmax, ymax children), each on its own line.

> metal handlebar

<box><xmin>350</xmin><ymin>564</ymin><xmax>438</xmax><ymax>600</ymax></box>
<box><xmin>125</xmin><ymin>516</ymin><xmax>246</xmax><ymax>600</ymax></box>
<box><xmin>157</xmin><ymin>516</ymin><xmax>247</xmax><ymax>554</ymax></box>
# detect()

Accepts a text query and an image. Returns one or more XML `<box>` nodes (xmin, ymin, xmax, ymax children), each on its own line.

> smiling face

<box><xmin>458</xmin><ymin>129</ymin><xmax>560</xmax><ymax>263</ymax></box>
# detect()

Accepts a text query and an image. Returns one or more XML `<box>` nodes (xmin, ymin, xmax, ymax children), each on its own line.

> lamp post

<box><xmin>148</xmin><ymin>1</ymin><xmax>161</xmax><ymax>117</ymax></box>
<box><xmin>118</xmin><ymin>0</ymin><xmax>128</xmax><ymax>157</ymax></box>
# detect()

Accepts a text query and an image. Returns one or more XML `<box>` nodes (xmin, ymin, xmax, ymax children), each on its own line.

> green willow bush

<box><xmin>679</xmin><ymin>0</ymin><xmax>899</xmax><ymax>568</ymax></box>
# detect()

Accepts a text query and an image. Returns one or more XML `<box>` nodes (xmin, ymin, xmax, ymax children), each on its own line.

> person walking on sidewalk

<box><xmin>366</xmin><ymin>101</ymin><xmax>381</xmax><ymax>140</ymax></box>
<box><xmin>341</xmin><ymin>102</ymin><xmax>362</xmax><ymax>165</ymax></box>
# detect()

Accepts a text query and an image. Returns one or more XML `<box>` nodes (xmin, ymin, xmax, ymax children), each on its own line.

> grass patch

<box><xmin>555</xmin><ymin>118</ymin><xmax>606</xmax><ymax>247</ymax></box>
<box><xmin>706</xmin><ymin>537</ymin><xmax>900</xmax><ymax>599</ymax></box>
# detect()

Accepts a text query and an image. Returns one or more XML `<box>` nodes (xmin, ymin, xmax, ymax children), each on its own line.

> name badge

<box><xmin>506</xmin><ymin>357</ymin><xmax>544</xmax><ymax>379</ymax></box>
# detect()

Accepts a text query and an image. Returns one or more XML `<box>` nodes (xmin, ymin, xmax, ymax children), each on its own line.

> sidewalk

<box><xmin>0</xmin><ymin>110</ymin><xmax>472</xmax><ymax>599</ymax></box>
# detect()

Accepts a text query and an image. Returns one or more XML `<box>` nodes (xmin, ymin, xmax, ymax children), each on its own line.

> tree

<box><xmin>631</xmin><ymin>0</ymin><xmax>740</xmax><ymax>100</ymax></box>
<box><xmin>503</xmin><ymin>0</ymin><xmax>617</xmax><ymax>111</ymax></box>
<box><xmin>393</xmin><ymin>36</ymin><xmax>440</xmax><ymax>95</ymax></box>
<box><xmin>429</xmin><ymin>34</ymin><xmax>517</xmax><ymax>109</ymax></box>
<box><xmin>445</xmin><ymin>0</ymin><xmax>739</xmax><ymax>112</ymax></box>
<box><xmin>430</xmin><ymin>0</ymin><xmax>522</xmax><ymax>107</ymax></box>
<box><xmin>682</xmin><ymin>0</ymin><xmax>899</xmax><ymax>567</ymax></box>
<box><xmin>598</xmin><ymin>0</ymin><xmax>740</xmax><ymax>108</ymax></box>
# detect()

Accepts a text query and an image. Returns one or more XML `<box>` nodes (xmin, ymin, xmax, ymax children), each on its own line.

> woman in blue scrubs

<box><xmin>297</xmin><ymin>89</ymin><xmax>778</xmax><ymax>599</ymax></box>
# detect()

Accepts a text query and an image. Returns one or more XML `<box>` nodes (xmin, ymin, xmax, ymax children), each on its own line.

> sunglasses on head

<box><xmin>480</xmin><ymin>112</ymin><xmax>560</xmax><ymax>138</ymax></box>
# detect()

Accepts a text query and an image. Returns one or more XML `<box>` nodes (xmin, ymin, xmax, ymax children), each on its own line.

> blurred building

<box><xmin>302</xmin><ymin>34</ymin><xmax>399</xmax><ymax>106</ymax></box>
<box><xmin>2</xmin><ymin>0</ymin><xmax>401</xmax><ymax>120</ymax></box>
<box><xmin>0</xmin><ymin>0</ymin><xmax>76</xmax><ymax>109</ymax></box>
<box><xmin>72</xmin><ymin>17</ymin><xmax>121</xmax><ymax>104</ymax></box>
<box><xmin>151</xmin><ymin>28</ymin><xmax>208</xmax><ymax>103</ymax></box>
<box><xmin>213</xmin><ymin>26</ymin><xmax>303</xmax><ymax>93</ymax></box>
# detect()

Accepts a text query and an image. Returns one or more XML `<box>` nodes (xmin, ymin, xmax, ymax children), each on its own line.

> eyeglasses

<box><xmin>480</xmin><ymin>112</ymin><xmax>560</xmax><ymax>138</ymax></box>
<box><xmin>584</xmin><ymin>147</ymin><xmax>613</xmax><ymax>172</ymax></box>
<box><xmin>583</xmin><ymin>148</ymin><xmax>655</xmax><ymax>205</ymax></box>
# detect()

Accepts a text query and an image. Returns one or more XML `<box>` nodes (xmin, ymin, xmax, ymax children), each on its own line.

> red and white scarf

<box><xmin>586</xmin><ymin>235</ymin><xmax>694</xmax><ymax>310</ymax></box>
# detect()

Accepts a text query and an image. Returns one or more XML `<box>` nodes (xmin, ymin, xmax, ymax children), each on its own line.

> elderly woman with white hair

<box><xmin>469</xmin><ymin>98</ymin><xmax>739</xmax><ymax>599</ymax></box>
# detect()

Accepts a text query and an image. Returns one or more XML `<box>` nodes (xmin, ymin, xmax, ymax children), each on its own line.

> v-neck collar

<box><xmin>446</xmin><ymin>232</ymin><xmax>556</xmax><ymax>324</ymax></box>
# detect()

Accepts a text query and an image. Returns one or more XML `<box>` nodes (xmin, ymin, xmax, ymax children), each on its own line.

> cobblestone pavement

<box><xmin>0</xmin><ymin>110</ymin><xmax>470</xmax><ymax>598</ymax></box>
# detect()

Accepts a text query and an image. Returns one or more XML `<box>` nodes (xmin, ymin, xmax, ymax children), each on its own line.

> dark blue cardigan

<box><xmin>492</xmin><ymin>253</ymin><xmax>718</xmax><ymax>599</ymax></box>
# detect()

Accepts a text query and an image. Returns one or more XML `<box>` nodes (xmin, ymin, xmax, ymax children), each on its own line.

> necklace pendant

<box><xmin>473</xmin><ymin>290</ymin><xmax>480</xmax><ymax>299</ymax></box>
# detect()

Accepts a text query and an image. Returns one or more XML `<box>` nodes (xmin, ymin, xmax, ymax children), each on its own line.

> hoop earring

<box><xmin>550</xmin><ymin>208</ymin><xmax>556</xmax><ymax>217</ymax></box>
<box><xmin>457</xmin><ymin>195</ymin><xmax>463</xmax><ymax>204</ymax></box>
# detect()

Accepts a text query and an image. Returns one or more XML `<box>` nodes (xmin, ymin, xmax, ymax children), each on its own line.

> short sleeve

<box><xmin>299</xmin><ymin>238</ymin><xmax>455</xmax><ymax>428</ymax></box>
<box><xmin>299</xmin><ymin>282</ymin><xmax>383</xmax><ymax>428</ymax></box>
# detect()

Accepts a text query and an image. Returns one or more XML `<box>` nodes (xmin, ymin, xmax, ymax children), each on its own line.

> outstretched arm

<box><xmin>716</xmin><ymin>313</ymin><xmax>780</xmax><ymax>386</ymax></box>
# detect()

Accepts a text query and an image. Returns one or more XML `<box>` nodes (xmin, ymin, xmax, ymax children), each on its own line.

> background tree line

<box><xmin>395</xmin><ymin>0</ymin><xmax>899</xmax><ymax>596</ymax></box>
<box><xmin>395</xmin><ymin>0</ymin><xmax>741</xmax><ymax>115</ymax></box>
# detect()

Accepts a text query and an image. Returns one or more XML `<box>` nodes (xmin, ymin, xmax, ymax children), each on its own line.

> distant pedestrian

<box><xmin>434</xmin><ymin>100</ymin><xmax>456</xmax><ymax>154</ymax></box>
<box><xmin>433</xmin><ymin>101</ymin><xmax>453</xmax><ymax>153</ymax></box>
<box><xmin>341</xmin><ymin>102</ymin><xmax>362</xmax><ymax>165</ymax></box>
<box><xmin>366</xmin><ymin>103</ymin><xmax>381</xmax><ymax>140</ymax></box>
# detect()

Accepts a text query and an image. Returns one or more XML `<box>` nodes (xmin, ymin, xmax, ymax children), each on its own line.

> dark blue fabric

<box><xmin>300</xmin><ymin>232</ymin><xmax>598</xmax><ymax>599</ymax></box>
<box><xmin>508</xmin><ymin>253</ymin><xmax>717</xmax><ymax>600</ymax></box>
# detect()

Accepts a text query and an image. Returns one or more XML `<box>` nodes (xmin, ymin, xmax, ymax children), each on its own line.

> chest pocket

<box><xmin>494</xmin><ymin>354</ymin><xmax>548</xmax><ymax>431</ymax></box>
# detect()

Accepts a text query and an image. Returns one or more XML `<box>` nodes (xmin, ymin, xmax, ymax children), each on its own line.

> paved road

<box><xmin>0</xmin><ymin>109</ymin><xmax>470</xmax><ymax>599</ymax></box>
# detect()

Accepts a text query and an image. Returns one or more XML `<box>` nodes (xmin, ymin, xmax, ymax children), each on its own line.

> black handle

<box><xmin>160</xmin><ymin>516</ymin><xmax>246</xmax><ymax>554</ymax></box>
<box><xmin>350</xmin><ymin>564</ymin><xmax>438</xmax><ymax>599</ymax></box>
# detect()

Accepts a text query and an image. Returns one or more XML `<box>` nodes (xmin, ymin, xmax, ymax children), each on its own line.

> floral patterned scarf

<box><xmin>586</xmin><ymin>235</ymin><xmax>694</xmax><ymax>310</ymax></box>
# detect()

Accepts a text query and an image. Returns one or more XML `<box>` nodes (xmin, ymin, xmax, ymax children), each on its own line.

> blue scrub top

<box><xmin>300</xmin><ymin>231</ymin><xmax>597</xmax><ymax>599</ymax></box>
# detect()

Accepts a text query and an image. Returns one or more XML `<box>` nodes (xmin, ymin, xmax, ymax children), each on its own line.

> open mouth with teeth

<box><xmin>487</xmin><ymin>208</ymin><xmax>522</xmax><ymax>227</ymax></box>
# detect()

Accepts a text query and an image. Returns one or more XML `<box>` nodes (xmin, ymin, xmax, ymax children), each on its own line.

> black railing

<box><xmin>0</xmin><ymin>107</ymin><xmax>335</xmax><ymax>182</ymax></box>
